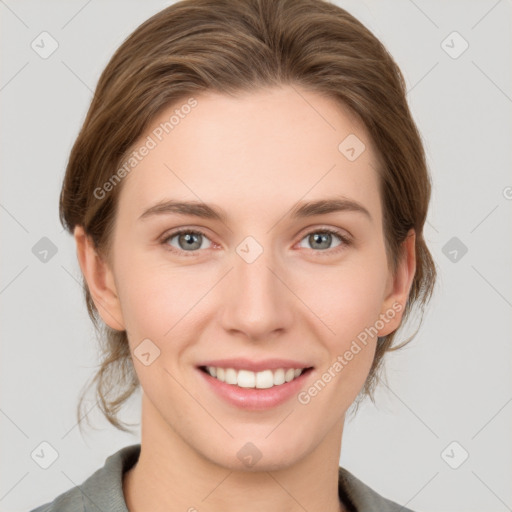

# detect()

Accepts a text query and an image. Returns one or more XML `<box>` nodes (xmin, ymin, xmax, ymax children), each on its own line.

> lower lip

<box><xmin>197</xmin><ymin>367</ymin><xmax>314</xmax><ymax>410</ymax></box>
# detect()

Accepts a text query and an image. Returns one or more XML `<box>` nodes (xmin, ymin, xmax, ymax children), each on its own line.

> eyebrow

<box><xmin>138</xmin><ymin>196</ymin><xmax>372</xmax><ymax>223</ymax></box>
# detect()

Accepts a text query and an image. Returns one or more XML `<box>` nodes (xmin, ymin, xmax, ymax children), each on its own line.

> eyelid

<box><xmin>297</xmin><ymin>224</ymin><xmax>353</xmax><ymax>243</ymax></box>
<box><xmin>159</xmin><ymin>227</ymin><xmax>216</xmax><ymax>257</ymax></box>
<box><xmin>159</xmin><ymin>225</ymin><xmax>353</xmax><ymax>256</ymax></box>
<box><xmin>295</xmin><ymin>226</ymin><xmax>353</xmax><ymax>255</ymax></box>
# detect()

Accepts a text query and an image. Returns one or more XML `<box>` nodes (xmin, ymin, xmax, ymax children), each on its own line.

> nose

<box><xmin>219</xmin><ymin>240</ymin><xmax>295</xmax><ymax>342</ymax></box>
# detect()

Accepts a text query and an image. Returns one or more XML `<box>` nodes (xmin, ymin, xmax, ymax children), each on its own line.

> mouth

<box><xmin>195</xmin><ymin>357</ymin><xmax>316</xmax><ymax>410</ymax></box>
<box><xmin>198</xmin><ymin>365</ymin><xmax>314</xmax><ymax>389</ymax></box>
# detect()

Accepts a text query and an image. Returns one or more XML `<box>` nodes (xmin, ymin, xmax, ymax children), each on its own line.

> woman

<box><xmin>31</xmin><ymin>0</ymin><xmax>436</xmax><ymax>510</ymax></box>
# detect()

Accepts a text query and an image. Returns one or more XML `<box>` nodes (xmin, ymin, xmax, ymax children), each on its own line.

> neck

<box><xmin>123</xmin><ymin>393</ymin><xmax>348</xmax><ymax>512</ymax></box>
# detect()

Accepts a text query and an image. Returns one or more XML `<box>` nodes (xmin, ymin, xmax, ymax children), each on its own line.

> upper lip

<box><xmin>198</xmin><ymin>358</ymin><xmax>314</xmax><ymax>372</ymax></box>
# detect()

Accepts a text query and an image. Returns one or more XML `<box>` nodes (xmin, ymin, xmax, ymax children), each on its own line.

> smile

<box><xmin>200</xmin><ymin>366</ymin><xmax>310</xmax><ymax>389</ymax></box>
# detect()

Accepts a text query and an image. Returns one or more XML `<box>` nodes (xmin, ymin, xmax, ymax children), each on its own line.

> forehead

<box><xmin>116</xmin><ymin>86</ymin><xmax>382</xmax><ymax>225</ymax></box>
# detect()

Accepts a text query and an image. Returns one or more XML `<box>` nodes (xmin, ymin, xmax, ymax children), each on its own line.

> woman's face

<box><xmin>83</xmin><ymin>85</ymin><xmax>414</xmax><ymax>470</ymax></box>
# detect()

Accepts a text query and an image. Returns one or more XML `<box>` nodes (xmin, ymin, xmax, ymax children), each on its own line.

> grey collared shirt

<box><xmin>29</xmin><ymin>444</ymin><xmax>415</xmax><ymax>512</ymax></box>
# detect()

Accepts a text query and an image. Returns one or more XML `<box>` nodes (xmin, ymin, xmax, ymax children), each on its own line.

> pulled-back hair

<box><xmin>60</xmin><ymin>0</ymin><xmax>437</xmax><ymax>432</ymax></box>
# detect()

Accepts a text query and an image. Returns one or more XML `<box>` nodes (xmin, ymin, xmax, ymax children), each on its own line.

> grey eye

<box><xmin>166</xmin><ymin>231</ymin><xmax>212</xmax><ymax>251</ymax></box>
<box><xmin>298</xmin><ymin>231</ymin><xmax>343</xmax><ymax>251</ymax></box>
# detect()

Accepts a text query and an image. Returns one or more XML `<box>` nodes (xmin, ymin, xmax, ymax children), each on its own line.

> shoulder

<box><xmin>28</xmin><ymin>444</ymin><xmax>141</xmax><ymax>512</ymax></box>
<box><xmin>338</xmin><ymin>466</ymin><xmax>417</xmax><ymax>512</ymax></box>
<box><xmin>29</xmin><ymin>489</ymin><xmax>83</xmax><ymax>512</ymax></box>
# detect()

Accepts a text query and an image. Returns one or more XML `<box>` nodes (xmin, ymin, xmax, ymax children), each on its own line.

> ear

<box><xmin>376</xmin><ymin>228</ymin><xmax>416</xmax><ymax>337</ymax></box>
<box><xmin>73</xmin><ymin>225</ymin><xmax>125</xmax><ymax>331</ymax></box>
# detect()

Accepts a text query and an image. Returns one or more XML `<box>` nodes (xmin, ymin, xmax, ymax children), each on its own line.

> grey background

<box><xmin>1</xmin><ymin>1</ymin><xmax>511</xmax><ymax>511</ymax></box>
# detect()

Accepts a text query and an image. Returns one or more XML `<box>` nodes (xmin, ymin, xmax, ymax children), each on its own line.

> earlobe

<box><xmin>73</xmin><ymin>226</ymin><xmax>125</xmax><ymax>331</ymax></box>
<box><xmin>377</xmin><ymin>229</ymin><xmax>417</xmax><ymax>337</ymax></box>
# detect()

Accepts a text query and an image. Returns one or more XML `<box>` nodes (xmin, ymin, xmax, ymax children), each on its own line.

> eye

<box><xmin>297</xmin><ymin>228</ymin><xmax>352</xmax><ymax>254</ymax></box>
<box><xmin>160</xmin><ymin>227</ymin><xmax>352</xmax><ymax>257</ymax></box>
<box><xmin>161</xmin><ymin>228</ymin><xmax>212</xmax><ymax>256</ymax></box>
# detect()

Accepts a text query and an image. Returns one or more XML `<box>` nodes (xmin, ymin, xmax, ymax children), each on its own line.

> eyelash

<box><xmin>159</xmin><ymin>227</ymin><xmax>352</xmax><ymax>258</ymax></box>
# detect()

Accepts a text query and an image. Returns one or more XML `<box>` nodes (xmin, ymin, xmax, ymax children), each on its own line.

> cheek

<box><xmin>114</xmin><ymin>263</ymin><xmax>208</xmax><ymax>400</ymax></box>
<box><xmin>292</xmin><ymin>254</ymin><xmax>388</xmax><ymax>398</ymax></box>
<box><xmin>295</xmin><ymin>270</ymin><xmax>383</xmax><ymax>416</ymax></box>
<box><xmin>296</xmin><ymin>257</ymin><xmax>388</xmax><ymax>345</ymax></box>
<box><xmin>114</xmin><ymin>255</ymin><xmax>213</xmax><ymax>343</ymax></box>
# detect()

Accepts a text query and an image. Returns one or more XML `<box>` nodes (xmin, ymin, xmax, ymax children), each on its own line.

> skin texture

<box><xmin>75</xmin><ymin>85</ymin><xmax>416</xmax><ymax>512</ymax></box>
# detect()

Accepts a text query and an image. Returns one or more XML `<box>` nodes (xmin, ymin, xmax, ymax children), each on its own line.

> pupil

<box><xmin>181</xmin><ymin>233</ymin><xmax>200</xmax><ymax>249</ymax></box>
<box><xmin>311</xmin><ymin>233</ymin><xmax>330</xmax><ymax>250</ymax></box>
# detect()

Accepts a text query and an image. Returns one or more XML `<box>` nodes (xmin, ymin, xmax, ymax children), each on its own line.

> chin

<box><xmin>198</xmin><ymin>435</ymin><xmax>309</xmax><ymax>473</ymax></box>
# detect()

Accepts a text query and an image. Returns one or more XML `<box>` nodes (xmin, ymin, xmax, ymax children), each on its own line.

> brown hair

<box><xmin>60</xmin><ymin>0</ymin><xmax>437</xmax><ymax>432</ymax></box>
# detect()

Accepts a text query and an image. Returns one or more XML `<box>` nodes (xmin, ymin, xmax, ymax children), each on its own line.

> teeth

<box><xmin>256</xmin><ymin>370</ymin><xmax>274</xmax><ymax>388</ymax></box>
<box><xmin>225</xmin><ymin>368</ymin><xmax>237</xmax><ymax>385</ymax></box>
<box><xmin>205</xmin><ymin>366</ymin><xmax>306</xmax><ymax>388</ymax></box>
<box><xmin>273</xmin><ymin>368</ymin><xmax>285</xmax><ymax>385</ymax></box>
<box><xmin>238</xmin><ymin>369</ymin><xmax>255</xmax><ymax>388</ymax></box>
